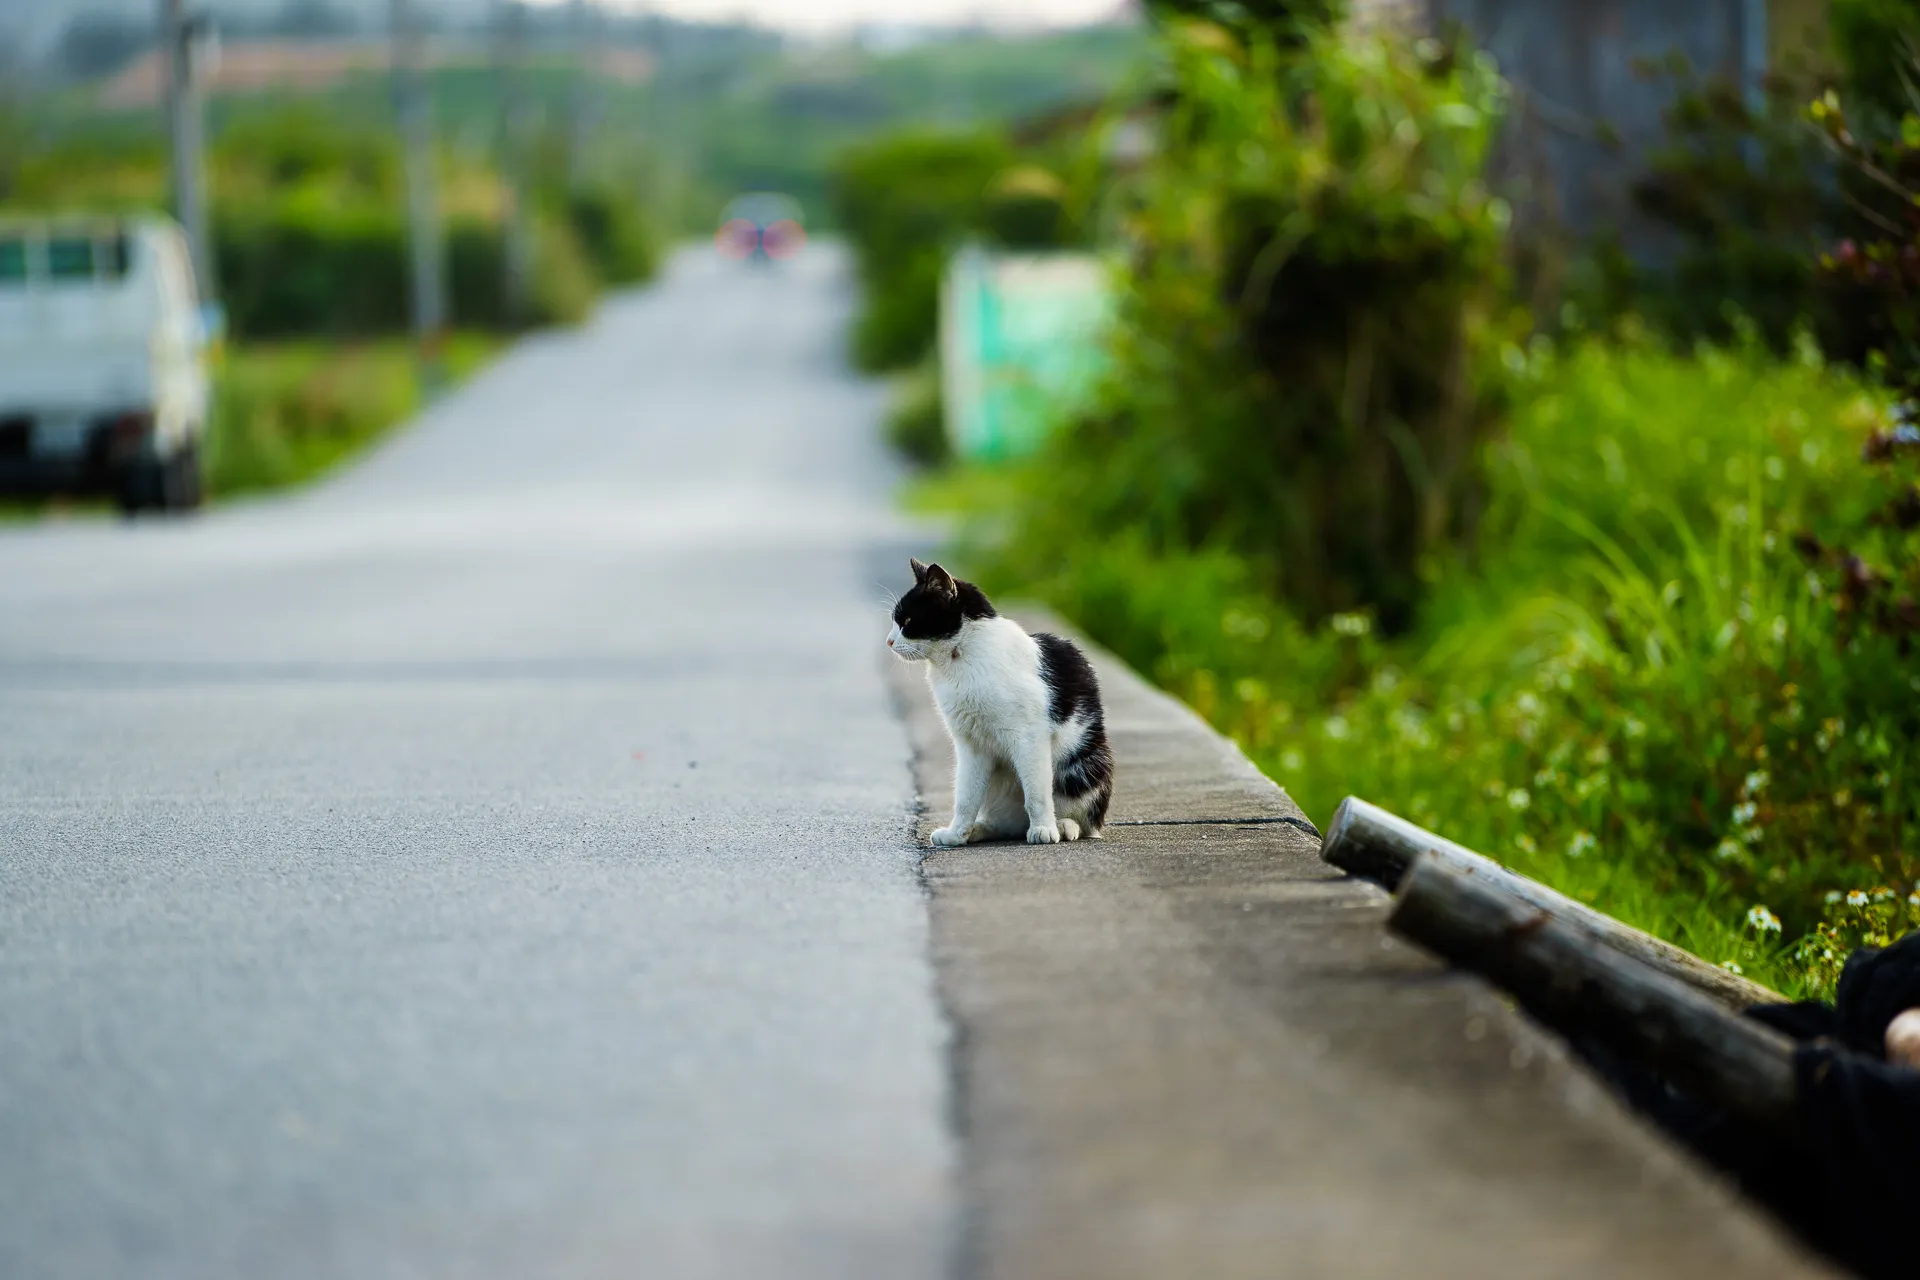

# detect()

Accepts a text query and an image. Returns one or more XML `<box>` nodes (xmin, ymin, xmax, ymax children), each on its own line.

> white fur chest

<box><xmin>925</xmin><ymin>617</ymin><xmax>1047</xmax><ymax>751</ymax></box>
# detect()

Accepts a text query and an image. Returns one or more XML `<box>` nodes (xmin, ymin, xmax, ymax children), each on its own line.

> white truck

<box><xmin>0</xmin><ymin>216</ymin><xmax>211</xmax><ymax>513</ymax></box>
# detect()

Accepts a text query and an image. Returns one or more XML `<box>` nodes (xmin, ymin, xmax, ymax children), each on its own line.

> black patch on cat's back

<box><xmin>1034</xmin><ymin>632</ymin><xmax>1101</xmax><ymax>726</ymax></box>
<box><xmin>894</xmin><ymin>574</ymin><xmax>997</xmax><ymax>641</ymax></box>
<box><xmin>1036</xmin><ymin>632</ymin><xmax>1113</xmax><ymax>827</ymax></box>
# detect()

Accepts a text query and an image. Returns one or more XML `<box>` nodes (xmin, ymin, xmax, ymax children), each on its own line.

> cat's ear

<box><xmin>910</xmin><ymin>557</ymin><xmax>930</xmax><ymax>585</ymax></box>
<box><xmin>923</xmin><ymin>563</ymin><xmax>957</xmax><ymax>597</ymax></box>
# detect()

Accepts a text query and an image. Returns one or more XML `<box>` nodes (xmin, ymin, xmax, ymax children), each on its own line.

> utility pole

<box><xmin>566</xmin><ymin>0</ymin><xmax>594</xmax><ymax>191</ymax></box>
<box><xmin>391</xmin><ymin>0</ymin><xmax>446</xmax><ymax>388</ymax></box>
<box><xmin>161</xmin><ymin>0</ymin><xmax>215</xmax><ymax>308</ymax></box>
<box><xmin>496</xmin><ymin>0</ymin><xmax>535</xmax><ymax>327</ymax></box>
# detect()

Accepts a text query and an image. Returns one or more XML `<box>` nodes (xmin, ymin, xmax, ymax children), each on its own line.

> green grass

<box><xmin>930</xmin><ymin>332</ymin><xmax>1920</xmax><ymax>998</ymax></box>
<box><xmin>206</xmin><ymin>335</ymin><xmax>497</xmax><ymax>498</ymax></box>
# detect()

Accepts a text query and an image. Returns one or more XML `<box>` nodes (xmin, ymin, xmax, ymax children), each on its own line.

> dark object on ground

<box><xmin>1355</xmin><ymin>798</ymin><xmax>1920</xmax><ymax>1279</ymax></box>
<box><xmin>1325</xmin><ymin>797</ymin><xmax>1781</xmax><ymax>1008</ymax></box>
<box><xmin>1584</xmin><ymin>934</ymin><xmax>1920</xmax><ymax>1280</ymax></box>
<box><xmin>1388</xmin><ymin>853</ymin><xmax>1802</xmax><ymax>1139</ymax></box>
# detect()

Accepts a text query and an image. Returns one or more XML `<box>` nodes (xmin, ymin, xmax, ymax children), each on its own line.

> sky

<box><xmin>582</xmin><ymin>0</ymin><xmax>1131</xmax><ymax>35</ymax></box>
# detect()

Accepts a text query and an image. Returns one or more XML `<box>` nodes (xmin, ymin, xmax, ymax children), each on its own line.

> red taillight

<box><xmin>98</xmin><ymin>410</ymin><xmax>154</xmax><ymax>460</ymax></box>
<box><xmin>105</xmin><ymin>410</ymin><xmax>154</xmax><ymax>443</ymax></box>
<box><xmin>762</xmin><ymin>219</ymin><xmax>805</xmax><ymax>260</ymax></box>
<box><xmin>716</xmin><ymin>218</ymin><xmax>761</xmax><ymax>259</ymax></box>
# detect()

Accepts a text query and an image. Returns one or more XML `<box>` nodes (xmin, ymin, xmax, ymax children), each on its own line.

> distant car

<box><xmin>715</xmin><ymin>193</ymin><xmax>806</xmax><ymax>265</ymax></box>
<box><xmin>0</xmin><ymin>216</ymin><xmax>211</xmax><ymax>513</ymax></box>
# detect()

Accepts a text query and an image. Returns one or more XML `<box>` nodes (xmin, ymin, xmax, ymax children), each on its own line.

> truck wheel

<box><xmin>116</xmin><ymin>461</ymin><xmax>162</xmax><ymax>516</ymax></box>
<box><xmin>168</xmin><ymin>442</ymin><xmax>204</xmax><ymax>511</ymax></box>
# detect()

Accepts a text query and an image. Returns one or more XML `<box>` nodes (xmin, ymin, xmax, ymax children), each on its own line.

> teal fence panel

<box><xmin>940</xmin><ymin>246</ymin><xmax>1112</xmax><ymax>462</ymax></box>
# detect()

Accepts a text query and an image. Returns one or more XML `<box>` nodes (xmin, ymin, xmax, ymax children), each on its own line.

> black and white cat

<box><xmin>888</xmin><ymin>558</ymin><xmax>1113</xmax><ymax>845</ymax></box>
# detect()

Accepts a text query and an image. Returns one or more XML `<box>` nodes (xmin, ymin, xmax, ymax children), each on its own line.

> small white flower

<box><xmin>1847</xmin><ymin>890</ymin><xmax>1870</xmax><ymax>908</ymax></box>
<box><xmin>1826</xmin><ymin>890</ymin><xmax>1844</xmax><ymax>905</ymax></box>
<box><xmin>1323</xmin><ymin>716</ymin><xmax>1350</xmax><ymax>741</ymax></box>
<box><xmin>1731</xmin><ymin>801</ymin><xmax>1758</xmax><ymax>826</ymax></box>
<box><xmin>1506</xmin><ymin>788</ymin><xmax>1531</xmax><ymax>812</ymax></box>
<box><xmin>1743</xmin><ymin>771</ymin><xmax>1769</xmax><ymax>796</ymax></box>
<box><xmin>1513</xmin><ymin>693</ymin><xmax>1542</xmax><ymax>718</ymax></box>
<box><xmin>1516</xmin><ymin>834</ymin><xmax>1538</xmax><ymax>854</ymax></box>
<box><xmin>1747</xmin><ymin>905</ymin><xmax>1783</xmax><ymax>934</ymax></box>
<box><xmin>1715</xmin><ymin>838</ymin><xmax>1744</xmax><ymax>862</ymax></box>
<box><xmin>1568</xmin><ymin>831</ymin><xmax>1597</xmax><ymax>858</ymax></box>
<box><xmin>1721</xmin><ymin>960</ymin><xmax>1745</xmax><ymax>975</ymax></box>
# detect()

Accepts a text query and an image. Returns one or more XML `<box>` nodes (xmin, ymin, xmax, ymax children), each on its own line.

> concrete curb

<box><xmin>887</xmin><ymin>608</ymin><xmax>1831</xmax><ymax>1280</ymax></box>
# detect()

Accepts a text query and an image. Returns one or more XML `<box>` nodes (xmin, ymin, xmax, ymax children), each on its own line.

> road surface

<box><xmin>0</xmin><ymin>248</ymin><xmax>954</xmax><ymax>1279</ymax></box>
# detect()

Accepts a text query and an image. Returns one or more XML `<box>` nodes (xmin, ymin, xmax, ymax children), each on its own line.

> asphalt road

<box><xmin>0</xmin><ymin>248</ymin><xmax>955</xmax><ymax>1279</ymax></box>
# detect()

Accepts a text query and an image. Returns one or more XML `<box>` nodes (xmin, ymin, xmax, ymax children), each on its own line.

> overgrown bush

<box><xmin>943</xmin><ymin>333</ymin><xmax>1914</xmax><ymax>995</ymax></box>
<box><xmin>563</xmin><ymin>185</ymin><xmax>662</xmax><ymax>287</ymax></box>
<box><xmin>205</xmin><ymin>335</ymin><xmax>496</xmax><ymax>495</ymax></box>
<box><xmin>1625</xmin><ymin>62</ymin><xmax>1838</xmax><ymax>350</ymax></box>
<box><xmin>10</xmin><ymin>108</ymin><xmax>646</xmax><ymax>340</ymax></box>
<box><xmin>1022</xmin><ymin>23</ymin><xmax>1516</xmax><ymax>633</ymax></box>
<box><xmin>833</xmin><ymin>129</ymin><xmax>1012</xmax><ymax>372</ymax></box>
<box><xmin>217</xmin><ymin>204</ymin><xmax>595</xmax><ymax>337</ymax></box>
<box><xmin>1809</xmin><ymin>67</ymin><xmax>1920</xmax><ymax>398</ymax></box>
<box><xmin>885</xmin><ymin>357</ymin><xmax>949</xmax><ymax>467</ymax></box>
<box><xmin>1832</xmin><ymin>0</ymin><xmax>1920</xmax><ymax>128</ymax></box>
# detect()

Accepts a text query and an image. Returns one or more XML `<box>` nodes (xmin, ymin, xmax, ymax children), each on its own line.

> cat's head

<box><xmin>888</xmin><ymin>558</ymin><xmax>997</xmax><ymax>661</ymax></box>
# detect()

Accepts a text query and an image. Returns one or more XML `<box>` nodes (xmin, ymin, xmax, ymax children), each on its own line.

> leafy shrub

<box><xmin>218</xmin><ymin>203</ymin><xmax>595</xmax><ymax>338</ymax></box>
<box><xmin>981</xmin><ymin>165</ymin><xmax>1073</xmax><ymax>249</ymax></box>
<box><xmin>563</xmin><ymin>186</ymin><xmax>661</xmax><ymax>287</ymax></box>
<box><xmin>446</xmin><ymin>213</ymin><xmax>598</xmax><ymax>332</ymax></box>
<box><xmin>947</xmin><ymin>333</ymin><xmax>1910</xmax><ymax>995</ymax></box>
<box><xmin>1831</xmin><ymin>0</ymin><xmax>1920</xmax><ymax>128</ymax></box>
<box><xmin>1142</xmin><ymin>0</ymin><xmax>1345</xmax><ymax>41</ymax></box>
<box><xmin>1018</xmin><ymin>23</ymin><xmax>1516</xmax><ymax>633</ymax></box>
<box><xmin>205</xmin><ymin>335</ymin><xmax>496</xmax><ymax>495</ymax></box>
<box><xmin>1808</xmin><ymin>68</ymin><xmax>1920</xmax><ymax>398</ymax></box>
<box><xmin>885</xmin><ymin>358</ymin><xmax>949</xmax><ymax>467</ymax></box>
<box><xmin>1624</xmin><ymin>62</ymin><xmax>1838</xmax><ymax>351</ymax></box>
<box><xmin>833</xmin><ymin>129</ymin><xmax>1012</xmax><ymax>372</ymax></box>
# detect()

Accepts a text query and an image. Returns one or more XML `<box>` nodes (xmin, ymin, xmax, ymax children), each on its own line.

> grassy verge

<box><xmin>920</xmin><ymin>333</ymin><xmax>1920</xmax><ymax>998</ymax></box>
<box><xmin>206</xmin><ymin>335</ymin><xmax>497</xmax><ymax>498</ymax></box>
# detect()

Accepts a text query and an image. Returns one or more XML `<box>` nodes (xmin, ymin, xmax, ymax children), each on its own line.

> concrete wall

<box><xmin>1422</xmin><ymin>0</ymin><xmax>1774</xmax><ymax>257</ymax></box>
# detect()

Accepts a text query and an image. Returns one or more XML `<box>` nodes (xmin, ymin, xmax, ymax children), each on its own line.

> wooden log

<box><xmin>1389</xmin><ymin>852</ymin><xmax>1804</xmax><ymax>1143</ymax></box>
<box><xmin>1322</xmin><ymin>797</ymin><xmax>1783</xmax><ymax>1009</ymax></box>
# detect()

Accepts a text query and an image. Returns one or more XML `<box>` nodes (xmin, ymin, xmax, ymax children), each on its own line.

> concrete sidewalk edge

<box><xmin>885</xmin><ymin>606</ymin><xmax>1831</xmax><ymax>1280</ymax></box>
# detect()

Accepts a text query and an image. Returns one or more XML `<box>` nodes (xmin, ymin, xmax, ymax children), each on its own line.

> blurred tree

<box><xmin>1832</xmin><ymin>0</ymin><xmax>1920</xmax><ymax>128</ymax></box>
<box><xmin>1141</xmin><ymin>0</ymin><xmax>1346</xmax><ymax>40</ymax></box>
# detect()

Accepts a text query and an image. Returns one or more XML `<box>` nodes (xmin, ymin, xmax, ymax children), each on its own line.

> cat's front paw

<box><xmin>929</xmin><ymin>825</ymin><xmax>971</xmax><ymax>847</ymax></box>
<box><xmin>1026</xmin><ymin>823</ymin><xmax>1061</xmax><ymax>845</ymax></box>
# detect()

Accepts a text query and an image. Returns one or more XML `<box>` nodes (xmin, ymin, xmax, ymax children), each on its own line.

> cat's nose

<box><xmin>886</xmin><ymin>636</ymin><xmax>895</xmax><ymax>647</ymax></box>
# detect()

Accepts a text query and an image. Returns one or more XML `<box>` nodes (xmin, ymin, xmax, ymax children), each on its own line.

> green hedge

<box><xmin>832</xmin><ymin>130</ymin><xmax>1013</xmax><ymax>372</ymax></box>
<box><xmin>215</xmin><ymin>199</ymin><xmax>605</xmax><ymax>339</ymax></box>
